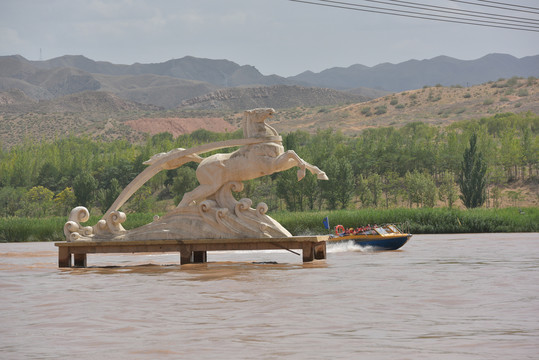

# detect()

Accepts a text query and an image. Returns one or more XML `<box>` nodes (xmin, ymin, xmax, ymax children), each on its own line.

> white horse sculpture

<box><xmin>179</xmin><ymin>108</ymin><xmax>328</xmax><ymax>206</ymax></box>
<box><xmin>64</xmin><ymin>108</ymin><xmax>329</xmax><ymax>241</ymax></box>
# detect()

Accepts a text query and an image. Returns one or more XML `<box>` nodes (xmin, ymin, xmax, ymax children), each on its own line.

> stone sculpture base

<box><xmin>64</xmin><ymin>182</ymin><xmax>291</xmax><ymax>242</ymax></box>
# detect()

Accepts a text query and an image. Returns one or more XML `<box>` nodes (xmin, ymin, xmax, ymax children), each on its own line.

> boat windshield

<box><xmin>374</xmin><ymin>227</ymin><xmax>388</xmax><ymax>235</ymax></box>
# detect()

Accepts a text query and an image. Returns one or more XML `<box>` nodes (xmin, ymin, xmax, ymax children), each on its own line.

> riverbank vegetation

<box><xmin>0</xmin><ymin>112</ymin><xmax>537</xmax><ymax>241</ymax></box>
<box><xmin>273</xmin><ymin>207</ymin><xmax>538</xmax><ymax>235</ymax></box>
<box><xmin>1</xmin><ymin>207</ymin><xmax>537</xmax><ymax>242</ymax></box>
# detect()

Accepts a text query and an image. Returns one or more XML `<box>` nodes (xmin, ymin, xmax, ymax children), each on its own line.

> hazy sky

<box><xmin>1</xmin><ymin>0</ymin><xmax>537</xmax><ymax>76</ymax></box>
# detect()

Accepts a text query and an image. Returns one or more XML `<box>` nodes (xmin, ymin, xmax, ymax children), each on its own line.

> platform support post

<box><xmin>58</xmin><ymin>247</ymin><xmax>72</xmax><ymax>268</ymax></box>
<box><xmin>302</xmin><ymin>242</ymin><xmax>315</xmax><ymax>262</ymax></box>
<box><xmin>180</xmin><ymin>250</ymin><xmax>207</xmax><ymax>264</ymax></box>
<box><xmin>314</xmin><ymin>242</ymin><xmax>326</xmax><ymax>260</ymax></box>
<box><xmin>74</xmin><ymin>253</ymin><xmax>87</xmax><ymax>267</ymax></box>
<box><xmin>180</xmin><ymin>250</ymin><xmax>193</xmax><ymax>265</ymax></box>
<box><xmin>193</xmin><ymin>251</ymin><xmax>207</xmax><ymax>263</ymax></box>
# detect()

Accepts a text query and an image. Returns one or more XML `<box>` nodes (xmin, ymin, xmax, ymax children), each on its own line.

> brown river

<box><xmin>1</xmin><ymin>233</ymin><xmax>538</xmax><ymax>359</ymax></box>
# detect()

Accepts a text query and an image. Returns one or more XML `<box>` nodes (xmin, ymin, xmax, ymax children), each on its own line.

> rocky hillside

<box><xmin>0</xmin><ymin>82</ymin><xmax>367</xmax><ymax>147</ymax></box>
<box><xmin>92</xmin><ymin>73</ymin><xmax>219</xmax><ymax>109</ymax></box>
<box><xmin>268</xmin><ymin>77</ymin><xmax>539</xmax><ymax>134</ymax></box>
<box><xmin>125</xmin><ymin>117</ymin><xmax>238</xmax><ymax>138</ymax></box>
<box><xmin>179</xmin><ymin>85</ymin><xmax>368</xmax><ymax>110</ymax></box>
<box><xmin>0</xmin><ymin>88</ymin><xmax>36</xmax><ymax>106</ymax></box>
<box><xmin>0</xmin><ymin>91</ymin><xmax>160</xmax><ymax>148</ymax></box>
<box><xmin>1</xmin><ymin>77</ymin><xmax>537</xmax><ymax>149</ymax></box>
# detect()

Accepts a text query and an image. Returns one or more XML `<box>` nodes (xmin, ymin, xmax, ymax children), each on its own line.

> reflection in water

<box><xmin>1</xmin><ymin>233</ymin><xmax>538</xmax><ymax>360</ymax></box>
<box><xmin>63</xmin><ymin>260</ymin><xmax>328</xmax><ymax>279</ymax></box>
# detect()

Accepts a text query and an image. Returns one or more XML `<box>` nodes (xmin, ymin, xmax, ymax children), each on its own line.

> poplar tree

<box><xmin>320</xmin><ymin>157</ymin><xmax>354</xmax><ymax>210</ymax></box>
<box><xmin>458</xmin><ymin>133</ymin><xmax>487</xmax><ymax>208</ymax></box>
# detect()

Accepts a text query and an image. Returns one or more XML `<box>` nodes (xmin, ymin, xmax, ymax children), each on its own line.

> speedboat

<box><xmin>328</xmin><ymin>224</ymin><xmax>411</xmax><ymax>251</ymax></box>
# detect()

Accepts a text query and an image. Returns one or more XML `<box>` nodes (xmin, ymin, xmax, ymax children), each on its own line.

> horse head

<box><xmin>243</xmin><ymin>108</ymin><xmax>277</xmax><ymax>138</ymax></box>
<box><xmin>245</xmin><ymin>108</ymin><xmax>275</xmax><ymax>122</ymax></box>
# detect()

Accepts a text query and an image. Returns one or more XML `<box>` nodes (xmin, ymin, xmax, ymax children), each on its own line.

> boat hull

<box><xmin>328</xmin><ymin>234</ymin><xmax>411</xmax><ymax>251</ymax></box>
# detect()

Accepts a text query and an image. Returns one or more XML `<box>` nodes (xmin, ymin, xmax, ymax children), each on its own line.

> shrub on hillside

<box><xmin>375</xmin><ymin>105</ymin><xmax>387</xmax><ymax>115</ymax></box>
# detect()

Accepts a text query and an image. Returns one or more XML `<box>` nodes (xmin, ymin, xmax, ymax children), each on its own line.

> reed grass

<box><xmin>0</xmin><ymin>213</ymin><xmax>157</xmax><ymax>243</ymax></box>
<box><xmin>272</xmin><ymin>207</ymin><xmax>539</xmax><ymax>235</ymax></box>
<box><xmin>0</xmin><ymin>208</ymin><xmax>537</xmax><ymax>242</ymax></box>
<box><xmin>0</xmin><ymin>217</ymin><xmax>66</xmax><ymax>242</ymax></box>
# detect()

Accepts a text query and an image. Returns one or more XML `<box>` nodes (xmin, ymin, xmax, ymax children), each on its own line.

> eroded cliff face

<box><xmin>180</xmin><ymin>85</ymin><xmax>368</xmax><ymax>110</ymax></box>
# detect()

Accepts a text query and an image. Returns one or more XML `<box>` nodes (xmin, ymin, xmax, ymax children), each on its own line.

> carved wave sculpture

<box><xmin>64</xmin><ymin>181</ymin><xmax>291</xmax><ymax>242</ymax></box>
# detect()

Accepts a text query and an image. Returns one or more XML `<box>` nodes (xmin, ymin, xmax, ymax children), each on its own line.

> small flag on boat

<box><xmin>323</xmin><ymin>216</ymin><xmax>330</xmax><ymax>230</ymax></box>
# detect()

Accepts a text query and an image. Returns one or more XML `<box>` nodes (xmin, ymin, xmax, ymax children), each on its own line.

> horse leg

<box><xmin>267</xmin><ymin>151</ymin><xmax>304</xmax><ymax>180</ymax></box>
<box><xmin>278</xmin><ymin>151</ymin><xmax>328</xmax><ymax>181</ymax></box>
<box><xmin>178</xmin><ymin>183</ymin><xmax>221</xmax><ymax>207</ymax></box>
<box><xmin>304</xmin><ymin>163</ymin><xmax>329</xmax><ymax>180</ymax></box>
<box><xmin>272</xmin><ymin>151</ymin><xmax>305</xmax><ymax>180</ymax></box>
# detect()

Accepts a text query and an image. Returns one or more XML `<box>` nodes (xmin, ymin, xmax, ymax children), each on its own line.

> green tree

<box><xmin>73</xmin><ymin>171</ymin><xmax>98</xmax><ymax>208</ymax></box>
<box><xmin>172</xmin><ymin>167</ymin><xmax>198</xmax><ymax>206</ymax></box>
<box><xmin>0</xmin><ymin>186</ymin><xmax>26</xmax><ymax>217</ymax></box>
<box><xmin>24</xmin><ymin>186</ymin><xmax>54</xmax><ymax>217</ymax></box>
<box><xmin>458</xmin><ymin>133</ymin><xmax>487</xmax><ymax>208</ymax></box>
<box><xmin>439</xmin><ymin>171</ymin><xmax>458</xmax><ymax>209</ymax></box>
<box><xmin>521</xmin><ymin>127</ymin><xmax>538</xmax><ymax>179</ymax></box>
<box><xmin>422</xmin><ymin>173</ymin><xmax>438</xmax><ymax>208</ymax></box>
<box><xmin>491</xmin><ymin>186</ymin><xmax>502</xmax><ymax>208</ymax></box>
<box><xmin>500</xmin><ymin>128</ymin><xmax>522</xmax><ymax>180</ymax></box>
<box><xmin>36</xmin><ymin>162</ymin><xmax>61</xmax><ymax>192</ymax></box>
<box><xmin>357</xmin><ymin>175</ymin><xmax>373</xmax><ymax>207</ymax></box>
<box><xmin>320</xmin><ymin>157</ymin><xmax>354</xmax><ymax>209</ymax></box>
<box><xmin>128</xmin><ymin>185</ymin><xmax>154</xmax><ymax>213</ymax></box>
<box><xmin>336</xmin><ymin>160</ymin><xmax>355</xmax><ymax>209</ymax></box>
<box><xmin>9</xmin><ymin>148</ymin><xmax>36</xmax><ymax>187</ymax></box>
<box><xmin>276</xmin><ymin>169</ymin><xmax>307</xmax><ymax>211</ymax></box>
<box><xmin>241</xmin><ymin>177</ymin><xmax>279</xmax><ymax>211</ymax></box>
<box><xmin>97</xmin><ymin>159</ymin><xmax>136</xmax><ymax>189</ymax></box>
<box><xmin>96</xmin><ymin>178</ymin><xmax>121</xmax><ymax>213</ymax></box>
<box><xmin>367</xmin><ymin>173</ymin><xmax>383</xmax><ymax>208</ymax></box>
<box><xmin>54</xmin><ymin>187</ymin><xmax>76</xmax><ymax>215</ymax></box>
<box><xmin>297</xmin><ymin>172</ymin><xmax>319</xmax><ymax>210</ymax></box>
<box><xmin>404</xmin><ymin>170</ymin><xmax>437</xmax><ymax>208</ymax></box>
<box><xmin>404</xmin><ymin>171</ymin><xmax>422</xmax><ymax>208</ymax></box>
<box><xmin>382</xmin><ymin>171</ymin><xmax>401</xmax><ymax>208</ymax></box>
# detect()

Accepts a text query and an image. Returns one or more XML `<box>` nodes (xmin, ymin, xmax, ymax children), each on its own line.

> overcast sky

<box><xmin>1</xmin><ymin>0</ymin><xmax>537</xmax><ymax>77</ymax></box>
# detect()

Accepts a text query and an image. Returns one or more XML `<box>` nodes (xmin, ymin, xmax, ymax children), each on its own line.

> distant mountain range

<box><xmin>0</xmin><ymin>53</ymin><xmax>537</xmax><ymax>110</ymax></box>
<box><xmin>290</xmin><ymin>54</ymin><xmax>539</xmax><ymax>91</ymax></box>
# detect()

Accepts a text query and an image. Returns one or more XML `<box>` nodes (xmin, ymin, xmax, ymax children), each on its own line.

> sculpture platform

<box><xmin>55</xmin><ymin>236</ymin><xmax>328</xmax><ymax>268</ymax></box>
<box><xmin>59</xmin><ymin>109</ymin><xmax>330</xmax><ymax>269</ymax></box>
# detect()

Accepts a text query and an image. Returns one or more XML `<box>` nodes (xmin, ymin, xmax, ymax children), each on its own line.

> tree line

<box><xmin>0</xmin><ymin>111</ymin><xmax>537</xmax><ymax>217</ymax></box>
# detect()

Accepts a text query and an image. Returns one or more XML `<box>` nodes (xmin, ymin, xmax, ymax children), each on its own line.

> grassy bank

<box><xmin>0</xmin><ymin>213</ymin><xmax>156</xmax><ymax>243</ymax></box>
<box><xmin>273</xmin><ymin>207</ymin><xmax>538</xmax><ymax>235</ymax></box>
<box><xmin>0</xmin><ymin>208</ymin><xmax>537</xmax><ymax>242</ymax></box>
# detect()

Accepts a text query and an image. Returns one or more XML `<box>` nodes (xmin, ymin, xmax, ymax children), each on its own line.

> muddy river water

<box><xmin>1</xmin><ymin>233</ymin><xmax>538</xmax><ymax>359</ymax></box>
